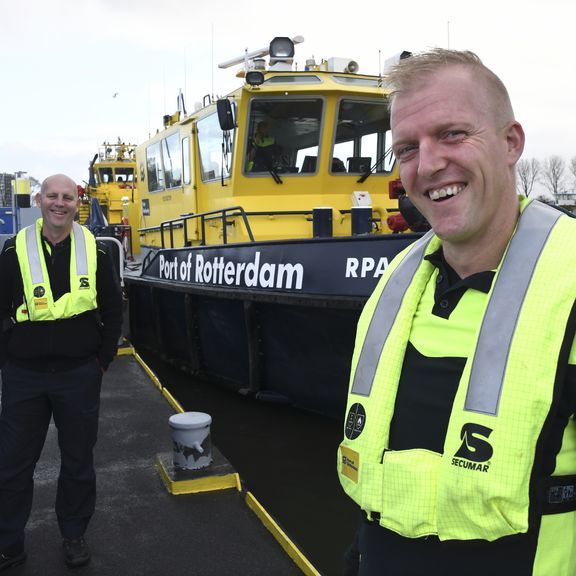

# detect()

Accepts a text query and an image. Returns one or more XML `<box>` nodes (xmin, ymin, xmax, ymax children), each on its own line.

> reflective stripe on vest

<box><xmin>351</xmin><ymin>230</ymin><xmax>434</xmax><ymax>397</ymax></box>
<box><xmin>72</xmin><ymin>221</ymin><xmax>89</xmax><ymax>276</ymax></box>
<box><xmin>466</xmin><ymin>201</ymin><xmax>562</xmax><ymax>415</ymax></box>
<box><xmin>351</xmin><ymin>201</ymin><xmax>562</xmax><ymax>411</ymax></box>
<box><xmin>24</xmin><ymin>225</ymin><xmax>44</xmax><ymax>285</ymax></box>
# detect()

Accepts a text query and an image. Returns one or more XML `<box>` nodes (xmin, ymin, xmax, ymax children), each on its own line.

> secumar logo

<box><xmin>79</xmin><ymin>277</ymin><xmax>90</xmax><ymax>289</ymax></box>
<box><xmin>451</xmin><ymin>423</ymin><xmax>493</xmax><ymax>473</ymax></box>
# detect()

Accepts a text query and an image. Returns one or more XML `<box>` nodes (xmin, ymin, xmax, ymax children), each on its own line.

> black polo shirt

<box><xmin>0</xmin><ymin>233</ymin><xmax>123</xmax><ymax>371</ymax></box>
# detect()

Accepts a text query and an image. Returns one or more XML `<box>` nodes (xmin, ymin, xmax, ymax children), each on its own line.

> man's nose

<box><xmin>417</xmin><ymin>140</ymin><xmax>447</xmax><ymax>178</ymax></box>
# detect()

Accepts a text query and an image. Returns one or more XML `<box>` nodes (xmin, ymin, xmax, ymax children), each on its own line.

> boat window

<box><xmin>146</xmin><ymin>141</ymin><xmax>165</xmax><ymax>192</ymax></box>
<box><xmin>162</xmin><ymin>132</ymin><xmax>182</xmax><ymax>189</ymax></box>
<box><xmin>264</xmin><ymin>75</ymin><xmax>321</xmax><ymax>84</ymax></box>
<box><xmin>98</xmin><ymin>167</ymin><xmax>113</xmax><ymax>184</ymax></box>
<box><xmin>332</xmin><ymin>76</ymin><xmax>383</xmax><ymax>87</ymax></box>
<box><xmin>331</xmin><ymin>99</ymin><xmax>395</xmax><ymax>175</ymax></box>
<box><xmin>182</xmin><ymin>136</ymin><xmax>191</xmax><ymax>185</ymax></box>
<box><xmin>245</xmin><ymin>98</ymin><xmax>324</xmax><ymax>176</ymax></box>
<box><xmin>114</xmin><ymin>167</ymin><xmax>135</xmax><ymax>183</ymax></box>
<box><xmin>197</xmin><ymin>112</ymin><xmax>233</xmax><ymax>182</ymax></box>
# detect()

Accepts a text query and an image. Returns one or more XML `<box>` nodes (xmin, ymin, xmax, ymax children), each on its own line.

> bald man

<box><xmin>0</xmin><ymin>174</ymin><xmax>122</xmax><ymax>569</ymax></box>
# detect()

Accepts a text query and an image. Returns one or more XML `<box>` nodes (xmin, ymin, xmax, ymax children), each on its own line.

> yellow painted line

<box><xmin>133</xmin><ymin>351</ymin><xmax>163</xmax><ymax>392</ymax></box>
<box><xmin>126</xmin><ymin>347</ymin><xmax>178</xmax><ymax>409</ymax></box>
<box><xmin>129</xmin><ymin>349</ymin><xmax>319</xmax><ymax>574</ymax></box>
<box><xmin>117</xmin><ymin>346</ymin><xmax>135</xmax><ymax>356</ymax></box>
<box><xmin>170</xmin><ymin>473</ymin><xmax>242</xmax><ymax>495</ymax></box>
<box><xmin>129</xmin><ymin>347</ymin><xmax>183</xmax><ymax>412</ymax></box>
<box><xmin>162</xmin><ymin>387</ymin><xmax>184</xmax><ymax>414</ymax></box>
<box><xmin>155</xmin><ymin>456</ymin><xmax>174</xmax><ymax>492</ymax></box>
<box><xmin>245</xmin><ymin>491</ymin><xmax>321</xmax><ymax>576</ymax></box>
<box><xmin>155</xmin><ymin>455</ymin><xmax>242</xmax><ymax>495</ymax></box>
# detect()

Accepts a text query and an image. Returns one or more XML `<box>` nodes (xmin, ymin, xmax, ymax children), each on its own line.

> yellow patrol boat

<box><xmin>82</xmin><ymin>139</ymin><xmax>140</xmax><ymax>256</ymax></box>
<box><xmin>124</xmin><ymin>37</ymin><xmax>426</xmax><ymax>418</ymax></box>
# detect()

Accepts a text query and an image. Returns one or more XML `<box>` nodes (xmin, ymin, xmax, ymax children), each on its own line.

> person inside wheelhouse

<box><xmin>246</xmin><ymin>121</ymin><xmax>278</xmax><ymax>172</ymax></box>
<box><xmin>244</xmin><ymin>96</ymin><xmax>395</xmax><ymax>177</ymax></box>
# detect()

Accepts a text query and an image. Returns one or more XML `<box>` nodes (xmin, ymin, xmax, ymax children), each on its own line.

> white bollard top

<box><xmin>169</xmin><ymin>412</ymin><xmax>212</xmax><ymax>430</ymax></box>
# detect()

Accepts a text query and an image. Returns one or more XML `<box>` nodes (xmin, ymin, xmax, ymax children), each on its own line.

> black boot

<box><xmin>62</xmin><ymin>537</ymin><xmax>91</xmax><ymax>568</ymax></box>
<box><xmin>0</xmin><ymin>551</ymin><xmax>27</xmax><ymax>572</ymax></box>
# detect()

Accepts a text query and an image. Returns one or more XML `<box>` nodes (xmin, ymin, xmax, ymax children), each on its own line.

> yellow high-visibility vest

<box><xmin>339</xmin><ymin>199</ymin><xmax>576</xmax><ymax>551</ymax></box>
<box><xmin>15</xmin><ymin>220</ymin><xmax>97</xmax><ymax>321</ymax></box>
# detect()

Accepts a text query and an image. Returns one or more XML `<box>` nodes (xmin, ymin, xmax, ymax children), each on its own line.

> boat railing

<box><xmin>139</xmin><ymin>206</ymin><xmax>256</xmax><ymax>249</ymax></box>
<box><xmin>138</xmin><ymin>207</ymin><xmax>390</xmax><ymax>249</ymax></box>
<box><xmin>93</xmin><ymin>224</ymin><xmax>133</xmax><ymax>263</ymax></box>
<box><xmin>241</xmin><ymin>210</ymin><xmax>313</xmax><ymax>217</ymax></box>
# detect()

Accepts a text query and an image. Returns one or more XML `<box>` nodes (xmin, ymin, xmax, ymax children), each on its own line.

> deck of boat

<box><xmin>1</xmin><ymin>351</ymin><xmax>309</xmax><ymax>575</ymax></box>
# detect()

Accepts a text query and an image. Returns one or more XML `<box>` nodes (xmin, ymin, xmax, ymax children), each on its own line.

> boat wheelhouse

<box><xmin>125</xmin><ymin>37</ymin><xmax>425</xmax><ymax>417</ymax></box>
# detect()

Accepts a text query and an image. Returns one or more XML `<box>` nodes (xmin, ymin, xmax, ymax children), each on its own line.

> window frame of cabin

<box><xmin>182</xmin><ymin>136</ymin><xmax>191</xmax><ymax>185</ymax></box>
<box><xmin>114</xmin><ymin>167</ymin><xmax>135</xmax><ymax>183</ymax></box>
<box><xmin>145</xmin><ymin>141</ymin><xmax>165</xmax><ymax>193</ymax></box>
<box><xmin>197</xmin><ymin>112</ymin><xmax>234</xmax><ymax>183</ymax></box>
<box><xmin>331</xmin><ymin>97</ymin><xmax>396</xmax><ymax>175</ymax></box>
<box><xmin>244</xmin><ymin>96</ymin><xmax>326</xmax><ymax>177</ymax></box>
<box><xmin>161</xmin><ymin>131</ymin><xmax>183</xmax><ymax>190</ymax></box>
<box><xmin>98</xmin><ymin>167</ymin><xmax>113</xmax><ymax>184</ymax></box>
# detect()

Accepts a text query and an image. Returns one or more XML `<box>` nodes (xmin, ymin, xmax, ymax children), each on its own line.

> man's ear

<box><xmin>506</xmin><ymin>121</ymin><xmax>525</xmax><ymax>165</ymax></box>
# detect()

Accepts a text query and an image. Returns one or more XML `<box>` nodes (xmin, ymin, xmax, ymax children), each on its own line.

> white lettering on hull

<box><xmin>160</xmin><ymin>251</ymin><xmax>304</xmax><ymax>290</ymax></box>
<box><xmin>345</xmin><ymin>257</ymin><xmax>389</xmax><ymax>278</ymax></box>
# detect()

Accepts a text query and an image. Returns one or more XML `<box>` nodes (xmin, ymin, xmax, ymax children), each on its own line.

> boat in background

<box><xmin>82</xmin><ymin>139</ymin><xmax>141</xmax><ymax>257</ymax></box>
<box><xmin>124</xmin><ymin>37</ymin><xmax>427</xmax><ymax>418</ymax></box>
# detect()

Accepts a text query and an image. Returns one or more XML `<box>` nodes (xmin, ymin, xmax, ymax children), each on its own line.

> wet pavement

<box><xmin>0</xmin><ymin>354</ymin><xmax>304</xmax><ymax>575</ymax></box>
<box><xmin>138</xmin><ymin>350</ymin><xmax>360</xmax><ymax>576</ymax></box>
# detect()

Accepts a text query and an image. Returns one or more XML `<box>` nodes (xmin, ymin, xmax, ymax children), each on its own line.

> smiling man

<box><xmin>38</xmin><ymin>174</ymin><xmax>81</xmax><ymax>242</ymax></box>
<box><xmin>0</xmin><ymin>174</ymin><xmax>122</xmax><ymax>570</ymax></box>
<box><xmin>338</xmin><ymin>50</ymin><xmax>576</xmax><ymax>575</ymax></box>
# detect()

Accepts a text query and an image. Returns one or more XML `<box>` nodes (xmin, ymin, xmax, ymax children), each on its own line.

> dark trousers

<box><xmin>0</xmin><ymin>359</ymin><xmax>102</xmax><ymax>554</ymax></box>
<box><xmin>356</xmin><ymin>518</ymin><xmax>539</xmax><ymax>576</ymax></box>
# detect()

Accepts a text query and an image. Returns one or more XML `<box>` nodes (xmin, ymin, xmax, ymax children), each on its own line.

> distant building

<box><xmin>555</xmin><ymin>192</ymin><xmax>576</xmax><ymax>210</ymax></box>
<box><xmin>0</xmin><ymin>173</ymin><xmax>15</xmax><ymax>207</ymax></box>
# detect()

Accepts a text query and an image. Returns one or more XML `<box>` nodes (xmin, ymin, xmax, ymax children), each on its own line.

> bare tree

<box><xmin>570</xmin><ymin>156</ymin><xmax>576</xmax><ymax>189</ymax></box>
<box><xmin>516</xmin><ymin>158</ymin><xmax>540</xmax><ymax>197</ymax></box>
<box><xmin>29</xmin><ymin>176</ymin><xmax>41</xmax><ymax>193</ymax></box>
<box><xmin>541</xmin><ymin>155</ymin><xmax>566</xmax><ymax>196</ymax></box>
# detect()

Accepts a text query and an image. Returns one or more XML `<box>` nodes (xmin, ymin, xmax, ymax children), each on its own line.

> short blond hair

<box><xmin>386</xmin><ymin>48</ymin><xmax>515</xmax><ymax>125</ymax></box>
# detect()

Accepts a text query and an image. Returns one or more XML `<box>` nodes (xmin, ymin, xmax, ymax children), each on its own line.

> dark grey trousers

<box><xmin>0</xmin><ymin>359</ymin><xmax>102</xmax><ymax>555</ymax></box>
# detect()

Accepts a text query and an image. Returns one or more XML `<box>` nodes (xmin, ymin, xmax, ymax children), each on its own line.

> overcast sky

<box><xmin>1</xmin><ymin>0</ymin><xmax>574</xmax><ymax>192</ymax></box>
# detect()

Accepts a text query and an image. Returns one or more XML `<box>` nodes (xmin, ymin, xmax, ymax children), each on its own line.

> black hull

<box><xmin>125</xmin><ymin>233</ymin><xmax>420</xmax><ymax>418</ymax></box>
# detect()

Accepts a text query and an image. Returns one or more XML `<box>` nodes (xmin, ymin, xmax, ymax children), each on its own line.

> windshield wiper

<box><xmin>356</xmin><ymin>147</ymin><xmax>393</xmax><ymax>184</ymax></box>
<box><xmin>268</xmin><ymin>168</ymin><xmax>283</xmax><ymax>184</ymax></box>
<box><xmin>263</xmin><ymin>156</ymin><xmax>283</xmax><ymax>184</ymax></box>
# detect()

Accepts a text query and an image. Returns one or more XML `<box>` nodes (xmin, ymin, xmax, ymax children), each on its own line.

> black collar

<box><xmin>41</xmin><ymin>233</ymin><xmax>71</xmax><ymax>250</ymax></box>
<box><xmin>424</xmin><ymin>248</ymin><xmax>495</xmax><ymax>319</ymax></box>
<box><xmin>425</xmin><ymin>248</ymin><xmax>495</xmax><ymax>294</ymax></box>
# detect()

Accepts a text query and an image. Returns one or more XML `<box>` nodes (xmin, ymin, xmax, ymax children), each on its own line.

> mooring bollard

<box><xmin>169</xmin><ymin>412</ymin><xmax>213</xmax><ymax>471</ymax></box>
